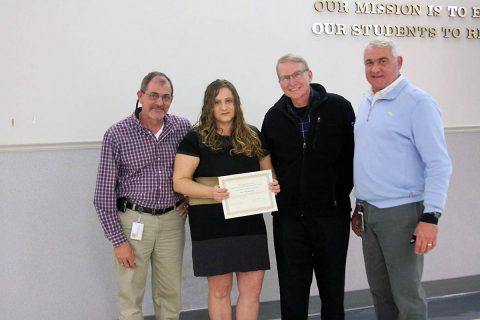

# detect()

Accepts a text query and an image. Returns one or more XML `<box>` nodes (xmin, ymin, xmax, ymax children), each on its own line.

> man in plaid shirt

<box><xmin>94</xmin><ymin>71</ymin><xmax>191</xmax><ymax>320</ymax></box>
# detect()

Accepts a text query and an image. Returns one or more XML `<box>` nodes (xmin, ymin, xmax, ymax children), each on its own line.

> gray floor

<box><xmin>176</xmin><ymin>291</ymin><xmax>480</xmax><ymax>320</ymax></box>
<box><xmin>308</xmin><ymin>291</ymin><xmax>480</xmax><ymax>320</ymax></box>
<box><xmin>169</xmin><ymin>275</ymin><xmax>480</xmax><ymax>320</ymax></box>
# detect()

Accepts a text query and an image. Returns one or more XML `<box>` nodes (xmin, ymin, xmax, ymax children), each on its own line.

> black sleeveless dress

<box><xmin>177</xmin><ymin>129</ymin><xmax>270</xmax><ymax>276</ymax></box>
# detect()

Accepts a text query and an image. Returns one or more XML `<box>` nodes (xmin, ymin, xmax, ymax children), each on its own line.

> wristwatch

<box><xmin>420</xmin><ymin>212</ymin><xmax>442</xmax><ymax>224</ymax></box>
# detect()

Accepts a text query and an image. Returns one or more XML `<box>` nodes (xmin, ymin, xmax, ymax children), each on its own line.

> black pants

<box><xmin>273</xmin><ymin>213</ymin><xmax>350</xmax><ymax>320</ymax></box>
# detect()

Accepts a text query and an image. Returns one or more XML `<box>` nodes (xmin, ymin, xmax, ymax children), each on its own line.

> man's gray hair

<box><xmin>140</xmin><ymin>71</ymin><xmax>174</xmax><ymax>96</ymax></box>
<box><xmin>365</xmin><ymin>38</ymin><xmax>399</xmax><ymax>58</ymax></box>
<box><xmin>276</xmin><ymin>54</ymin><xmax>310</xmax><ymax>76</ymax></box>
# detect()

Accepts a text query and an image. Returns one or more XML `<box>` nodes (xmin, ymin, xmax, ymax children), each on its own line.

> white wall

<box><xmin>1</xmin><ymin>0</ymin><xmax>480</xmax><ymax>145</ymax></box>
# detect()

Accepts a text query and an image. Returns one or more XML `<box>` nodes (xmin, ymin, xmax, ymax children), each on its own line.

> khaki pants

<box><xmin>116</xmin><ymin>208</ymin><xmax>185</xmax><ymax>320</ymax></box>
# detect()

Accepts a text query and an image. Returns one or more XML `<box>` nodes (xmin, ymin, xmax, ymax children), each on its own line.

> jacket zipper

<box><xmin>312</xmin><ymin>116</ymin><xmax>321</xmax><ymax>147</ymax></box>
<box><xmin>300</xmin><ymin>115</ymin><xmax>321</xmax><ymax>215</ymax></box>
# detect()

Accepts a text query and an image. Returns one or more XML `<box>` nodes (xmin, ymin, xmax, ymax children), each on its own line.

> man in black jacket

<box><xmin>261</xmin><ymin>54</ymin><xmax>355</xmax><ymax>320</ymax></box>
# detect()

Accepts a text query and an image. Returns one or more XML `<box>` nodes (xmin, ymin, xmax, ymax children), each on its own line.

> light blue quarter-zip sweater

<box><xmin>354</xmin><ymin>77</ymin><xmax>452</xmax><ymax>213</ymax></box>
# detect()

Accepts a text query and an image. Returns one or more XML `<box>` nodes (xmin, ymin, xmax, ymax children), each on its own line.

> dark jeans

<box><xmin>273</xmin><ymin>213</ymin><xmax>350</xmax><ymax>320</ymax></box>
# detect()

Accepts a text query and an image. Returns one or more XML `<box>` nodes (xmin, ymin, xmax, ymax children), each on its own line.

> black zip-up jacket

<box><xmin>261</xmin><ymin>83</ymin><xmax>355</xmax><ymax>217</ymax></box>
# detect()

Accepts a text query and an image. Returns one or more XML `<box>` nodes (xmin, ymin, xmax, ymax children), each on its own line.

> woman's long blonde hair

<box><xmin>195</xmin><ymin>79</ymin><xmax>265</xmax><ymax>158</ymax></box>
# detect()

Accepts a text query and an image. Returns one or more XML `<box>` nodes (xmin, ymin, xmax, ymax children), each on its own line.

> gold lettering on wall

<box><xmin>354</xmin><ymin>2</ymin><xmax>421</xmax><ymax>15</ymax></box>
<box><xmin>466</xmin><ymin>28</ymin><xmax>480</xmax><ymax>39</ymax></box>
<box><xmin>350</xmin><ymin>24</ymin><xmax>436</xmax><ymax>37</ymax></box>
<box><xmin>314</xmin><ymin>1</ymin><xmax>349</xmax><ymax>13</ymax></box>
<box><xmin>311</xmin><ymin>1</ymin><xmax>480</xmax><ymax>40</ymax></box>
<box><xmin>442</xmin><ymin>27</ymin><xmax>462</xmax><ymax>38</ymax></box>
<box><xmin>472</xmin><ymin>7</ymin><xmax>480</xmax><ymax>18</ymax></box>
<box><xmin>427</xmin><ymin>5</ymin><xmax>442</xmax><ymax>16</ymax></box>
<box><xmin>312</xmin><ymin>23</ymin><xmax>347</xmax><ymax>35</ymax></box>
<box><xmin>447</xmin><ymin>6</ymin><xmax>467</xmax><ymax>17</ymax></box>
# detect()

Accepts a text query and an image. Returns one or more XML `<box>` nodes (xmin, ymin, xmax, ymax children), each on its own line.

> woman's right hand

<box><xmin>212</xmin><ymin>185</ymin><xmax>229</xmax><ymax>202</ymax></box>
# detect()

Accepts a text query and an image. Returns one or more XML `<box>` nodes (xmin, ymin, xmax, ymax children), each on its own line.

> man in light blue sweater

<box><xmin>351</xmin><ymin>38</ymin><xmax>452</xmax><ymax>320</ymax></box>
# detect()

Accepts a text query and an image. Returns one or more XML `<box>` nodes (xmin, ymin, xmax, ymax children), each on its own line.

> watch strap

<box><xmin>420</xmin><ymin>212</ymin><xmax>441</xmax><ymax>224</ymax></box>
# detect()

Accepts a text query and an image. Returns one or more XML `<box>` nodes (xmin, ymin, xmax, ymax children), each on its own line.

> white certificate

<box><xmin>218</xmin><ymin>169</ymin><xmax>278</xmax><ymax>219</ymax></box>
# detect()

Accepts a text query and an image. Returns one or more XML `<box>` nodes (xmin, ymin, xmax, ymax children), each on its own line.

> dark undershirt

<box><xmin>291</xmin><ymin>105</ymin><xmax>309</xmax><ymax>118</ymax></box>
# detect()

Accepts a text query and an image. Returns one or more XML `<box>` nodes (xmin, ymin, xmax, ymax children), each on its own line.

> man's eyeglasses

<box><xmin>278</xmin><ymin>70</ymin><xmax>308</xmax><ymax>83</ymax></box>
<box><xmin>142</xmin><ymin>91</ymin><xmax>173</xmax><ymax>103</ymax></box>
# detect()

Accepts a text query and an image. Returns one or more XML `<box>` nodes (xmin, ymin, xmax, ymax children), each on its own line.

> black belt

<box><xmin>125</xmin><ymin>201</ymin><xmax>179</xmax><ymax>215</ymax></box>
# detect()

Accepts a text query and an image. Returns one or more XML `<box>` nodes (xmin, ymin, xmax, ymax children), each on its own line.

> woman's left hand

<box><xmin>269</xmin><ymin>179</ymin><xmax>280</xmax><ymax>195</ymax></box>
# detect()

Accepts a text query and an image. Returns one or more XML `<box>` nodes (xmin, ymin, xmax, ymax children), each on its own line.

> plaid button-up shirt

<box><xmin>94</xmin><ymin>111</ymin><xmax>191</xmax><ymax>246</ymax></box>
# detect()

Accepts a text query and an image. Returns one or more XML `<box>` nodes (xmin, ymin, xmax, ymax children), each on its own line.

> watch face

<box><xmin>428</xmin><ymin>212</ymin><xmax>442</xmax><ymax>219</ymax></box>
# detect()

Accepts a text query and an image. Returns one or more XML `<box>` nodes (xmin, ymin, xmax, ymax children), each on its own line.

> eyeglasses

<box><xmin>278</xmin><ymin>69</ymin><xmax>308</xmax><ymax>83</ymax></box>
<box><xmin>142</xmin><ymin>91</ymin><xmax>173</xmax><ymax>103</ymax></box>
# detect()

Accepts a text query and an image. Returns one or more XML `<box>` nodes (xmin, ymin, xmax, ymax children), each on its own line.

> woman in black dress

<box><xmin>173</xmin><ymin>79</ymin><xmax>279</xmax><ymax>320</ymax></box>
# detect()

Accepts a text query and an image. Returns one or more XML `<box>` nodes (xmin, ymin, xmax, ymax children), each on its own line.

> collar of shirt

<box><xmin>370</xmin><ymin>75</ymin><xmax>404</xmax><ymax>106</ymax></box>
<box><xmin>154</xmin><ymin>126</ymin><xmax>164</xmax><ymax>139</ymax></box>
<box><xmin>286</xmin><ymin>88</ymin><xmax>317</xmax><ymax>120</ymax></box>
<box><xmin>132</xmin><ymin>107</ymin><xmax>169</xmax><ymax>137</ymax></box>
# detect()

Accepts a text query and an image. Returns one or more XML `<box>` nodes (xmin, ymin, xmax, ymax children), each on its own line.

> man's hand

<box><xmin>115</xmin><ymin>242</ymin><xmax>136</xmax><ymax>268</ymax></box>
<box><xmin>351</xmin><ymin>205</ymin><xmax>363</xmax><ymax>237</ymax></box>
<box><xmin>176</xmin><ymin>197</ymin><xmax>189</xmax><ymax>218</ymax></box>
<box><xmin>413</xmin><ymin>222</ymin><xmax>438</xmax><ymax>255</ymax></box>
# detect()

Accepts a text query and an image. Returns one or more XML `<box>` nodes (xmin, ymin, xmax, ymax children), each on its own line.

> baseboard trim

<box><xmin>166</xmin><ymin>274</ymin><xmax>480</xmax><ymax>320</ymax></box>
<box><xmin>0</xmin><ymin>140</ymin><xmax>101</xmax><ymax>152</ymax></box>
<box><xmin>445</xmin><ymin>125</ymin><xmax>480</xmax><ymax>133</ymax></box>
